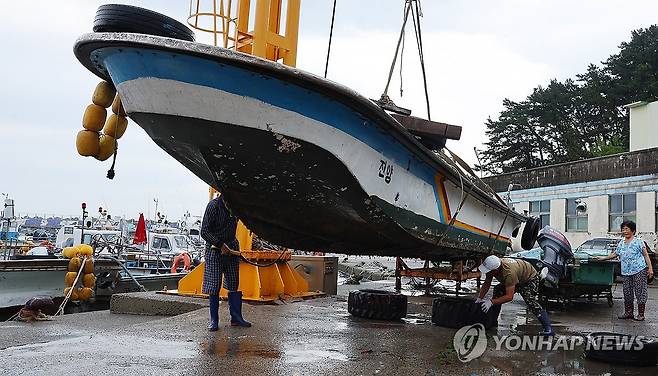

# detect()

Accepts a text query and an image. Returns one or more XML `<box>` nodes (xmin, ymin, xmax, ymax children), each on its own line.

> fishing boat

<box><xmin>73</xmin><ymin>6</ymin><xmax>531</xmax><ymax>261</ymax></box>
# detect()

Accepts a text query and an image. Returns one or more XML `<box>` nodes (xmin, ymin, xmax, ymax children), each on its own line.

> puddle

<box><xmin>402</xmin><ymin>313</ymin><xmax>430</xmax><ymax>325</ymax></box>
<box><xmin>3</xmin><ymin>335</ymin><xmax>196</xmax><ymax>359</ymax></box>
<box><xmin>285</xmin><ymin>348</ymin><xmax>348</xmax><ymax>363</ymax></box>
<box><xmin>201</xmin><ymin>341</ymin><xmax>281</xmax><ymax>358</ymax></box>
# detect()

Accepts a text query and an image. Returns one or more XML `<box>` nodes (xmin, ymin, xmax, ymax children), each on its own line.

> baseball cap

<box><xmin>478</xmin><ymin>255</ymin><xmax>501</xmax><ymax>274</ymax></box>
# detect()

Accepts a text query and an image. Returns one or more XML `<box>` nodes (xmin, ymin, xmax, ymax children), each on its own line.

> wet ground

<box><xmin>1</xmin><ymin>280</ymin><xmax>657</xmax><ymax>375</ymax></box>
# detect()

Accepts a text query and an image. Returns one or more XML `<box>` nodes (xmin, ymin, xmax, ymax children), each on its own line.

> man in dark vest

<box><xmin>201</xmin><ymin>194</ymin><xmax>251</xmax><ymax>331</ymax></box>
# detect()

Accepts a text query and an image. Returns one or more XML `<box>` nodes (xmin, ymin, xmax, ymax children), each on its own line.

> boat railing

<box><xmin>0</xmin><ymin>239</ymin><xmax>22</xmax><ymax>260</ymax></box>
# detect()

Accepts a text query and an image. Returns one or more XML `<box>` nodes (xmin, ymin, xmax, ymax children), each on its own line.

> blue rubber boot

<box><xmin>537</xmin><ymin>309</ymin><xmax>554</xmax><ymax>337</ymax></box>
<box><xmin>228</xmin><ymin>291</ymin><xmax>251</xmax><ymax>327</ymax></box>
<box><xmin>208</xmin><ymin>294</ymin><xmax>219</xmax><ymax>331</ymax></box>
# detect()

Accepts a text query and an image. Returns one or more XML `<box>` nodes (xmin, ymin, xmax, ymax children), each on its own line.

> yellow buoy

<box><xmin>77</xmin><ymin>244</ymin><xmax>93</xmax><ymax>257</ymax></box>
<box><xmin>79</xmin><ymin>287</ymin><xmax>93</xmax><ymax>301</ymax></box>
<box><xmin>83</xmin><ymin>258</ymin><xmax>95</xmax><ymax>274</ymax></box>
<box><xmin>76</xmin><ymin>130</ymin><xmax>100</xmax><ymax>157</ymax></box>
<box><xmin>83</xmin><ymin>273</ymin><xmax>96</xmax><ymax>288</ymax></box>
<box><xmin>82</xmin><ymin>104</ymin><xmax>107</xmax><ymax>131</ymax></box>
<box><xmin>112</xmin><ymin>95</ymin><xmax>126</xmax><ymax>116</ymax></box>
<box><xmin>92</xmin><ymin>81</ymin><xmax>116</xmax><ymax>108</ymax></box>
<box><xmin>64</xmin><ymin>287</ymin><xmax>79</xmax><ymax>301</ymax></box>
<box><xmin>64</xmin><ymin>272</ymin><xmax>78</xmax><ymax>287</ymax></box>
<box><xmin>62</xmin><ymin>246</ymin><xmax>77</xmax><ymax>259</ymax></box>
<box><xmin>95</xmin><ymin>134</ymin><xmax>116</xmax><ymax>161</ymax></box>
<box><xmin>103</xmin><ymin>114</ymin><xmax>128</xmax><ymax>139</ymax></box>
<box><xmin>68</xmin><ymin>257</ymin><xmax>82</xmax><ymax>272</ymax></box>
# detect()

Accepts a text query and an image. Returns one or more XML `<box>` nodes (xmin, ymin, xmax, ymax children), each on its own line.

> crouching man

<box><xmin>476</xmin><ymin>255</ymin><xmax>554</xmax><ymax>336</ymax></box>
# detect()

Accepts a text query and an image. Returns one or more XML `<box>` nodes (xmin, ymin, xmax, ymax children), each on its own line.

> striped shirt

<box><xmin>200</xmin><ymin>197</ymin><xmax>238</xmax><ymax>248</ymax></box>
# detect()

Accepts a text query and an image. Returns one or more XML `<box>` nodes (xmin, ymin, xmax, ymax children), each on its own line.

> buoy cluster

<box><xmin>76</xmin><ymin>81</ymin><xmax>128</xmax><ymax>161</ymax></box>
<box><xmin>62</xmin><ymin>244</ymin><xmax>96</xmax><ymax>302</ymax></box>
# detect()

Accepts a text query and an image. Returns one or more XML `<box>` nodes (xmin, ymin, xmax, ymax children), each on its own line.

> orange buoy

<box><xmin>77</xmin><ymin>244</ymin><xmax>93</xmax><ymax>257</ymax></box>
<box><xmin>83</xmin><ymin>258</ymin><xmax>95</xmax><ymax>274</ymax></box>
<box><xmin>83</xmin><ymin>273</ymin><xmax>96</xmax><ymax>288</ymax></box>
<box><xmin>68</xmin><ymin>257</ymin><xmax>82</xmax><ymax>272</ymax></box>
<box><xmin>78</xmin><ymin>287</ymin><xmax>93</xmax><ymax>301</ymax></box>
<box><xmin>76</xmin><ymin>130</ymin><xmax>100</xmax><ymax>157</ymax></box>
<box><xmin>62</xmin><ymin>246</ymin><xmax>77</xmax><ymax>259</ymax></box>
<box><xmin>82</xmin><ymin>104</ymin><xmax>107</xmax><ymax>131</ymax></box>
<box><xmin>95</xmin><ymin>134</ymin><xmax>116</xmax><ymax>161</ymax></box>
<box><xmin>64</xmin><ymin>272</ymin><xmax>78</xmax><ymax>287</ymax></box>
<box><xmin>112</xmin><ymin>95</ymin><xmax>126</xmax><ymax>116</ymax></box>
<box><xmin>92</xmin><ymin>81</ymin><xmax>116</xmax><ymax>108</ymax></box>
<box><xmin>103</xmin><ymin>114</ymin><xmax>128</xmax><ymax>139</ymax></box>
<box><xmin>64</xmin><ymin>287</ymin><xmax>79</xmax><ymax>301</ymax></box>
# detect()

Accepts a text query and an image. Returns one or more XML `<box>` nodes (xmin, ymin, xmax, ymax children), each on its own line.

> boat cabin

<box><xmin>55</xmin><ymin>226</ymin><xmax>122</xmax><ymax>248</ymax></box>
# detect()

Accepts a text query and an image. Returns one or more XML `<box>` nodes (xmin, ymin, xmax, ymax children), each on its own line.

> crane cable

<box><xmin>324</xmin><ymin>0</ymin><xmax>337</xmax><ymax>78</ymax></box>
<box><xmin>380</xmin><ymin>0</ymin><xmax>431</xmax><ymax>120</ymax></box>
<box><xmin>410</xmin><ymin>0</ymin><xmax>431</xmax><ymax>120</ymax></box>
<box><xmin>382</xmin><ymin>1</ymin><xmax>412</xmax><ymax>98</ymax></box>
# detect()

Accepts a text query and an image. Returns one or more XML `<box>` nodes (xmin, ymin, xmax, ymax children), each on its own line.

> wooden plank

<box><xmin>391</xmin><ymin>114</ymin><xmax>462</xmax><ymax>140</ymax></box>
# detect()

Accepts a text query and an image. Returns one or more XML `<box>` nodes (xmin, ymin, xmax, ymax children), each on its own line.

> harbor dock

<box><xmin>2</xmin><ymin>281</ymin><xmax>656</xmax><ymax>375</ymax></box>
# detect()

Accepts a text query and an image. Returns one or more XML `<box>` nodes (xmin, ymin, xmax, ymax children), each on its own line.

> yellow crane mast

<box><xmin>173</xmin><ymin>0</ymin><xmax>321</xmax><ymax>302</ymax></box>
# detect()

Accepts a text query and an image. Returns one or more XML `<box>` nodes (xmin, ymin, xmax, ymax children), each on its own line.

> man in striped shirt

<box><xmin>201</xmin><ymin>194</ymin><xmax>251</xmax><ymax>331</ymax></box>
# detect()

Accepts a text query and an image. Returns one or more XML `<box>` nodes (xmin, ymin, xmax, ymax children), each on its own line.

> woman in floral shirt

<box><xmin>597</xmin><ymin>221</ymin><xmax>653</xmax><ymax>321</ymax></box>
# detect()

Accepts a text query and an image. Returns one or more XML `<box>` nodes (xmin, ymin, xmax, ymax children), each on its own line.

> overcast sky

<box><xmin>1</xmin><ymin>0</ymin><xmax>657</xmax><ymax>220</ymax></box>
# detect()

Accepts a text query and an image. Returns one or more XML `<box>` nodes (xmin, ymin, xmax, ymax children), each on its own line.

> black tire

<box><xmin>347</xmin><ymin>289</ymin><xmax>407</xmax><ymax>321</ymax></box>
<box><xmin>521</xmin><ymin>217</ymin><xmax>541</xmax><ymax>250</ymax></box>
<box><xmin>93</xmin><ymin>4</ymin><xmax>195</xmax><ymax>42</ymax></box>
<box><xmin>585</xmin><ymin>332</ymin><xmax>658</xmax><ymax>366</ymax></box>
<box><xmin>431</xmin><ymin>295</ymin><xmax>501</xmax><ymax>329</ymax></box>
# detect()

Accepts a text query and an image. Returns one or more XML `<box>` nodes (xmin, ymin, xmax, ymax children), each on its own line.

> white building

<box><xmin>483</xmin><ymin>100</ymin><xmax>658</xmax><ymax>250</ymax></box>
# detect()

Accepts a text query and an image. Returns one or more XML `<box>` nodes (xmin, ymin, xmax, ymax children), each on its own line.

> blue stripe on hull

<box><xmin>98</xmin><ymin>47</ymin><xmax>447</xmax><ymax>222</ymax></box>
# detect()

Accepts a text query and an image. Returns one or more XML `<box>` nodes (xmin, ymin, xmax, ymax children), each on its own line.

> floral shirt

<box><xmin>615</xmin><ymin>238</ymin><xmax>647</xmax><ymax>276</ymax></box>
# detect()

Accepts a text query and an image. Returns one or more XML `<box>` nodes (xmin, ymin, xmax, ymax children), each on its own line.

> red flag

<box><xmin>133</xmin><ymin>213</ymin><xmax>147</xmax><ymax>245</ymax></box>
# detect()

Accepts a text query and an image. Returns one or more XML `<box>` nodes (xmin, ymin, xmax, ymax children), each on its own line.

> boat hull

<box><xmin>74</xmin><ymin>33</ymin><xmax>525</xmax><ymax>260</ymax></box>
<box><xmin>0</xmin><ymin>259</ymin><xmax>121</xmax><ymax>308</ymax></box>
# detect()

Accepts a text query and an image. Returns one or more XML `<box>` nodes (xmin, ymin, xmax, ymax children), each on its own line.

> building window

<box><xmin>609</xmin><ymin>193</ymin><xmax>636</xmax><ymax>231</ymax></box>
<box><xmin>566</xmin><ymin>199</ymin><xmax>588</xmax><ymax>232</ymax></box>
<box><xmin>655</xmin><ymin>192</ymin><xmax>658</xmax><ymax>232</ymax></box>
<box><xmin>529</xmin><ymin>200</ymin><xmax>550</xmax><ymax>228</ymax></box>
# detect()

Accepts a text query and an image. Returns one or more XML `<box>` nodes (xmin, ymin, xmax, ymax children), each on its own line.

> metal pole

<box><xmin>423</xmin><ymin>259</ymin><xmax>430</xmax><ymax>296</ymax></box>
<box><xmin>395</xmin><ymin>257</ymin><xmax>402</xmax><ymax>292</ymax></box>
<box><xmin>80</xmin><ymin>203</ymin><xmax>88</xmax><ymax>245</ymax></box>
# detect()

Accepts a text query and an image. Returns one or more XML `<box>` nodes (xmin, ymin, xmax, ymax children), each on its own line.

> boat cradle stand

<box><xmin>394</xmin><ymin>258</ymin><xmax>482</xmax><ymax>295</ymax></box>
<box><xmin>160</xmin><ymin>250</ymin><xmax>324</xmax><ymax>303</ymax></box>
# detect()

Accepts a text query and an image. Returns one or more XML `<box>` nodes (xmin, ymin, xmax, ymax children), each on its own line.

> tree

<box><xmin>478</xmin><ymin>25</ymin><xmax>658</xmax><ymax>174</ymax></box>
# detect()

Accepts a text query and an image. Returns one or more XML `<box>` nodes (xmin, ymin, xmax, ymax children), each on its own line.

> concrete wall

<box><xmin>483</xmin><ymin>147</ymin><xmax>658</xmax><ymax>193</ymax></box>
<box><xmin>629</xmin><ymin>101</ymin><xmax>658</xmax><ymax>151</ymax></box>
<box><xmin>550</xmin><ymin>199</ymin><xmax>565</xmax><ymax>229</ymax></box>
<box><xmin>637</xmin><ymin>191</ymin><xmax>656</xmax><ymax>234</ymax></box>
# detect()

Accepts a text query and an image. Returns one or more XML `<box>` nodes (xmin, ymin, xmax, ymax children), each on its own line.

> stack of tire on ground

<box><xmin>347</xmin><ymin>290</ymin><xmax>407</xmax><ymax>321</ymax></box>
<box><xmin>431</xmin><ymin>295</ymin><xmax>501</xmax><ymax>329</ymax></box>
<box><xmin>347</xmin><ymin>217</ymin><xmax>544</xmax><ymax>324</ymax></box>
<box><xmin>585</xmin><ymin>332</ymin><xmax>658</xmax><ymax>367</ymax></box>
<box><xmin>62</xmin><ymin>244</ymin><xmax>96</xmax><ymax>302</ymax></box>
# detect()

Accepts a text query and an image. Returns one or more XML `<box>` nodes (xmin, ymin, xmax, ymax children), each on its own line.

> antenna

<box><xmin>473</xmin><ymin>147</ymin><xmax>483</xmax><ymax>178</ymax></box>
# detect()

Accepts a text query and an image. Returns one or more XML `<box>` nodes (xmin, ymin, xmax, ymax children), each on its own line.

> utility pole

<box><xmin>153</xmin><ymin>198</ymin><xmax>159</xmax><ymax>222</ymax></box>
<box><xmin>80</xmin><ymin>203</ymin><xmax>88</xmax><ymax>244</ymax></box>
